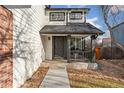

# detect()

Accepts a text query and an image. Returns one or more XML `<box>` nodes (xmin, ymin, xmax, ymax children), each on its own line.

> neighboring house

<box><xmin>40</xmin><ymin>7</ymin><xmax>104</xmax><ymax>62</ymax></box>
<box><xmin>101</xmin><ymin>22</ymin><xmax>124</xmax><ymax>59</ymax></box>
<box><xmin>102</xmin><ymin>38</ymin><xmax>111</xmax><ymax>47</ymax></box>
<box><xmin>112</xmin><ymin>22</ymin><xmax>124</xmax><ymax>48</ymax></box>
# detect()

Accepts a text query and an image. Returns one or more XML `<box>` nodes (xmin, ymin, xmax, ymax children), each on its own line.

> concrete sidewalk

<box><xmin>39</xmin><ymin>61</ymin><xmax>70</xmax><ymax>88</ymax></box>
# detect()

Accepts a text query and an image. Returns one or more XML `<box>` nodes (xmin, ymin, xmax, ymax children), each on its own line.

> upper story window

<box><xmin>69</xmin><ymin>11</ymin><xmax>82</xmax><ymax>20</ymax></box>
<box><xmin>50</xmin><ymin>12</ymin><xmax>65</xmax><ymax>21</ymax></box>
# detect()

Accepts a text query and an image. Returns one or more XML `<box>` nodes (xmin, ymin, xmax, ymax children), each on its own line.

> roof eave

<box><xmin>40</xmin><ymin>31</ymin><xmax>104</xmax><ymax>35</ymax></box>
<box><xmin>45</xmin><ymin>8</ymin><xmax>90</xmax><ymax>12</ymax></box>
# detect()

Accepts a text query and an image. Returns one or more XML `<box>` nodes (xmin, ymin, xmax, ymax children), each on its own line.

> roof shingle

<box><xmin>40</xmin><ymin>23</ymin><xmax>104</xmax><ymax>35</ymax></box>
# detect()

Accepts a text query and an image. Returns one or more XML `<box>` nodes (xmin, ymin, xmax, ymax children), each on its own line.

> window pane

<box><xmin>70</xmin><ymin>38</ymin><xmax>75</xmax><ymax>51</ymax></box>
<box><xmin>50</xmin><ymin>12</ymin><xmax>65</xmax><ymax>21</ymax></box>
<box><xmin>70</xmin><ymin>12</ymin><xmax>82</xmax><ymax>20</ymax></box>
<box><xmin>77</xmin><ymin>38</ymin><xmax>82</xmax><ymax>50</ymax></box>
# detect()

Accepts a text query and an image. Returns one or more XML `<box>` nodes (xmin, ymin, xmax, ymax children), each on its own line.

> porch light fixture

<box><xmin>91</xmin><ymin>35</ymin><xmax>98</xmax><ymax>40</ymax></box>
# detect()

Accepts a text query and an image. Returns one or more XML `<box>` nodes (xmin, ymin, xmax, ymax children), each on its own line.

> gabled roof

<box><xmin>102</xmin><ymin>38</ymin><xmax>111</xmax><ymax>42</ymax></box>
<box><xmin>112</xmin><ymin>21</ymin><xmax>124</xmax><ymax>29</ymax></box>
<box><xmin>40</xmin><ymin>23</ymin><xmax>104</xmax><ymax>35</ymax></box>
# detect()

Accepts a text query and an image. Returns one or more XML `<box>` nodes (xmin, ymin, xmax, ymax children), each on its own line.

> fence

<box><xmin>100</xmin><ymin>46</ymin><xmax>124</xmax><ymax>59</ymax></box>
<box><xmin>100</xmin><ymin>33</ymin><xmax>124</xmax><ymax>59</ymax></box>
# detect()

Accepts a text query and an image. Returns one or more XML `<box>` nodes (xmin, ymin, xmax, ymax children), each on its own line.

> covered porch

<box><xmin>40</xmin><ymin>23</ymin><xmax>104</xmax><ymax>62</ymax></box>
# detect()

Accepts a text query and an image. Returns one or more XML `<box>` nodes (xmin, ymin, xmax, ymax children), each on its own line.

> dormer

<box><xmin>45</xmin><ymin>7</ymin><xmax>90</xmax><ymax>25</ymax></box>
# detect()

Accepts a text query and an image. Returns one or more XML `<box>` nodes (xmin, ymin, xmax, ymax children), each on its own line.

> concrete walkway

<box><xmin>39</xmin><ymin>61</ymin><xmax>70</xmax><ymax>88</ymax></box>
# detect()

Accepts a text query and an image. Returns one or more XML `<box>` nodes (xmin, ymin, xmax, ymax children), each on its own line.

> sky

<box><xmin>51</xmin><ymin>5</ymin><xmax>110</xmax><ymax>38</ymax></box>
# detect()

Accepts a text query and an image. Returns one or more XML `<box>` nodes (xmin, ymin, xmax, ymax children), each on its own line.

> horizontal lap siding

<box><xmin>112</xmin><ymin>23</ymin><xmax>124</xmax><ymax>47</ymax></box>
<box><xmin>9</xmin><ymin>6</ymin><xmax>46</xmax><ymax>87</ymax></box>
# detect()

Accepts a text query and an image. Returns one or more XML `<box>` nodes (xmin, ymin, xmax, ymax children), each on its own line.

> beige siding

<box><xmin>41</xmin><ymin>35</ymin><xmax>53</xmax><ymax>60</ymax></box>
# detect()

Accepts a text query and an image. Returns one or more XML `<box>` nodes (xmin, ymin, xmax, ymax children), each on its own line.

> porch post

<box><xmin>67</xmin><ymin>35</ymin><xmax>71</xmax><ymax>62</ymax></box>
<box><xmin>52</xmin><ymin>36</ymin><xmax>54</xmax><ymax>60</ymax></box>
<box><xmin>82</xmin><ymin>37</ymin><xmax>86</xmax><ymax>60</ymax></box>
<box><xmin>82</xmin><ymin>37</ymin><xmax>84</xmax><ymax>60</ymax></box>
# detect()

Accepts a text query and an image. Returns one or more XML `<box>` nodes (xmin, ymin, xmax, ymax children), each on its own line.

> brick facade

<box><xmin>0</xmin><ymin>6</ymin><xmax>13</xmax><ymax>88</ymax></box>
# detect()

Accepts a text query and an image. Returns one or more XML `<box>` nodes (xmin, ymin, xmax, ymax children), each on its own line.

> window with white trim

<box><xmin>69</xmin><ymin>12</ymin><xmax>82</xmax><ymax>20</ymax></box>
<box><xmin>50</xmin><ymin>12</ymin><xmax>65</xmax><ymax>21</ymax></box>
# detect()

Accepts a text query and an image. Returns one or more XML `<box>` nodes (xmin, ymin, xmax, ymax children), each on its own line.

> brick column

<box><xmin>0</xmin><ymin>6</ymin><xmax>13</xmax><ymax>88</ymax></box>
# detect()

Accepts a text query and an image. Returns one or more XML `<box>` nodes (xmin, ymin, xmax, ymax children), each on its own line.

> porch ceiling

<box><xmin>40</xmin><ymin>23</ymin><xmax>104</xmax><ymax>35</ymax></box>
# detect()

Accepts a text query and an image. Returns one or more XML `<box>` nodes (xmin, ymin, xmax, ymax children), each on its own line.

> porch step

<box><xmin>54</xmin><ymin>56</ymin><xmax>65</xmax><ymax>60</ymax></box>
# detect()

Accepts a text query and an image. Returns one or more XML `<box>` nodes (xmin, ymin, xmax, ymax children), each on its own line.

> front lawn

<box><xmin>67</xmin><ymin>68</ymin><xmax>124</xmax><ymax>88</ymax></box>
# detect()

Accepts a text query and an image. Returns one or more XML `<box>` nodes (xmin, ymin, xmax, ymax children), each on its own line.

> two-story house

<box><xmin>40</xmin><ymin>7</ymin><xmax>104</xmax><ymax>62</ymax></box>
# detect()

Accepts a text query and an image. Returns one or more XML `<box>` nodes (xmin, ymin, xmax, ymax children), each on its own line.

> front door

<box><xmin>54</xmin><ymin>36</ymin><xmax>65</xmax><ymax>58</ymax></box>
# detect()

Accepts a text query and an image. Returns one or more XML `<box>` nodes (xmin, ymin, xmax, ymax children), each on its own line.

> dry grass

<box><xmin>97</xmin><ymin>60</ymin><xmax>124</xmax><ymax>79</ymax></box>
<box><xmin>67</xmin><ymin>68</ymin><xmax>124</xmax><ymax>88</ymax></box>
<box><xmin>21</xmin><ymin>66</ymin><xmax>49</xmax><ymax>88</ymax></box>
<box><xmin>108</xmin><ymin>60</ymin><xmax>124</xmax><ymax>69</ymax></box>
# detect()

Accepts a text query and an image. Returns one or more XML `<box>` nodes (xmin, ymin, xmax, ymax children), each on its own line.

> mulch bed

<box><xmin>21</xmin><ymin>66</ymin><xmax>49</xmax><ymax>88</ymax></box>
